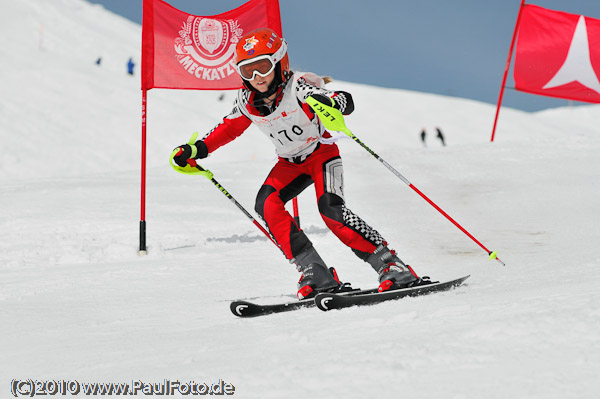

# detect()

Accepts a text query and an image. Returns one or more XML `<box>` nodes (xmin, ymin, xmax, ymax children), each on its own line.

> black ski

<box><xmin>230</xmin><ymin>276</ymin><xmax>469</xmax><ymax>317</ymax></box>
<box><xmin>230</xmin><ymin>297</ymin><xmax>315</xmax><ymax>317</ymax></box>
<box><xmin>230</xmin><ymin>286</ymin><xmax>378</xmax><ymax>318</ymax></box>
<box><xmin>314</xmin><ymin>275</ymin><xmax>470</xmax><ymax>312</ymax></box>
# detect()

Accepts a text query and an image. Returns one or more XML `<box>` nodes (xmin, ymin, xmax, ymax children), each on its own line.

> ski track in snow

<box><xmin>1</xmin><ymin>1</ymin><xmax>599</xmax><ymax>398</ymax></box>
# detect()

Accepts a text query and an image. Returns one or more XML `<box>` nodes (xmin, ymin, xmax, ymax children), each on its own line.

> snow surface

<box><xmin>1</xmin><ymin>1</ymin><xmax>600</xmax><ymax>398</ymax></box>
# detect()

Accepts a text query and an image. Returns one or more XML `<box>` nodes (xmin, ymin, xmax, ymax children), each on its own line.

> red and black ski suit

<box><xmin>202</xmin><ymin>72</ymin><xmax>386</xmax><ymax>261</ymax></box>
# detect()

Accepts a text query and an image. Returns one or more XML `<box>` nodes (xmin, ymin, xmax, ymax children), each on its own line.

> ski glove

<box><xmin>172</xmin><ymin>140</ymin><xmax>209</xmax><ymax>167</ymax></box>
<box><xmin>309</xmin><ymin>91</ymin><xmax>354</xmax><ymax>115</ymax></box>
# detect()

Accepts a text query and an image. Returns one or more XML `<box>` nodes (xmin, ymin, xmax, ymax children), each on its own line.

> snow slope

<box><xmin>1</xmin><ymin>1</ymin><xmax>599</xmax><ymax>398</ymax></box>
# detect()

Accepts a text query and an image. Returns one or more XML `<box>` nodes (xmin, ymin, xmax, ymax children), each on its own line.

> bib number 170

<box><xmin>270</xmin><ymin>125</ymin><xmax>303</xmax><ymax>144</ymax></box>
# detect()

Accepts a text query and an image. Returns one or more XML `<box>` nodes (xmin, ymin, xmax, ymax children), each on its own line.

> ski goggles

<box><xmin>236</xmin><ymin>40</ymin><xmax>287</xmax><ymax>81</ymax></box>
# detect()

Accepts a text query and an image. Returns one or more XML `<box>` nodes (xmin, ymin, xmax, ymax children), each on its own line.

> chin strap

<box><xmin>247</xmin><ymin>68</ymin><xmax>290</xmax><ymax>109</ymax></box>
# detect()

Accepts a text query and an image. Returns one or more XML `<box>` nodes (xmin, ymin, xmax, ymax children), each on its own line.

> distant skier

<box><xmin>436</xmin><ymin>127</ymin><xmax>446</xmax><ymax>146</ymax></box>
<box><xmin>172</xmin><ymin>28</ymin><xmax>423</xmax><ymax>298</ymax></box>
<box><xmin>127</xmin><ymin>57</ymin><xmax>135</xmax><ymax>76</ymax></box>
<box><xmin>420</xmin><ymin>128</ymin><xmax>427</xmax><ymax>147</ymax></box>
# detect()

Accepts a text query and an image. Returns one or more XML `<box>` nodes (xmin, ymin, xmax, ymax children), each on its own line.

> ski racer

<box><xmin>173</xmin><ymin>28</ymin><xmax>422</xmax><ymax>299</ymax></box>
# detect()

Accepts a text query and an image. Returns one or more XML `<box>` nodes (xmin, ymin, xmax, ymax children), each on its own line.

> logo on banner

<box><xmin>542</xmin><ymin>16</ymin><xmax>600</xmax><ymax>94</ymax></box>
<box><xmin>174</xmin><ymin>16</ymin><xmax>243</xmax><ymax>81</ymax></box>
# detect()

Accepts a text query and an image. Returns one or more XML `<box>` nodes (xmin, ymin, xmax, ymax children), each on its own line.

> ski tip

<box><xmin>313</xmin><ymin>292</ymin><xmax>343</xmax><ymax>312</ymax></box>
<box><xmin>230</xmin><ymin>301</ymin><xmax>253</xmax><ymax>317</ymax></box>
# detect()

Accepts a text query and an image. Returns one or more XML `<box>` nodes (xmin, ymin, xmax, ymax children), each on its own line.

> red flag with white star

<box><xmin>513</xmin><ymin>4</ymin><xmax>600</xmax><ymax>103</ymax></box>
<box><xmin>142</xmin><ymin>0</ymin><xmax>282</xmax><ymax>90</ymax></box>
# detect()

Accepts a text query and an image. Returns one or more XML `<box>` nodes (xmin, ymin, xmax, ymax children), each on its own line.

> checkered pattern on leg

<box><xmin>342</xmin><ymin>205</ymin><xmax>384</xmax><ymax>246</ymax></box>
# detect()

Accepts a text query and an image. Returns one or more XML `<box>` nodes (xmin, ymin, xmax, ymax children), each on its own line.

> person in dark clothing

<box><xmin>436</xmin><ymin>127</ymin><xmax>446</xmax><ymax>146</ymax></box>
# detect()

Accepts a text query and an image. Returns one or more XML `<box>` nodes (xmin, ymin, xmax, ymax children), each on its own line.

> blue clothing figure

<box><xmin>127</xmin><ymin>57</ymin><xmax>135</xmax><ymax>75</ymax></box>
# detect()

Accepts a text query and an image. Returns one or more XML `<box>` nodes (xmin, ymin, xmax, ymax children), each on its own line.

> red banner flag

<box><xmin>513</xmin><ymin>4</ymin><xmax>600</xmax><ymax>103</ymax></box>
<box><xmin>142</xmin><ymin>0</ymin><xmax>282</xmax><ymax>90</ymax></box>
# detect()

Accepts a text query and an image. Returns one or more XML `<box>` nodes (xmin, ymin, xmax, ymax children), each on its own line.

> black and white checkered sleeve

<box><xmin>295</xmin><ymin>77</ymin><xmax>332</xmax><ymax>101</ymax></box>
<box><xmin>295</xmin><ymin>78</ymin><xmax>355</xmax><ymax>115</ymax></box>
<box><xmin>331</xmin><ymin>91</ymin><xmax>354</xmax><ymax>115</ymax></box>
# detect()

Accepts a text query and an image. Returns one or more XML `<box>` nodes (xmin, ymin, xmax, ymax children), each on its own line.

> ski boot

<box><xmin>366</xmin><ymin>243</ymin><xmax>420</xmax><ymax>292</ymax></box>
<box><xmin>294</xmin><ymin>246</ymin><xmax>342</xmax><ymax>300</ymax></box>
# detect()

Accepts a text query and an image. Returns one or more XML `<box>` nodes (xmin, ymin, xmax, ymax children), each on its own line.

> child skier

<box><xmin>173</xmin><ymin>28</ymin><xmax>422</xmax><ymax>299</ymax></box>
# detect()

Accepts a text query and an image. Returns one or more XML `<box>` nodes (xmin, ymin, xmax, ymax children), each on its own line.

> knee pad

<box><xmin>318</xmin><ymin>192</ymin><xmax>345</xmax><ymax>223</ymax></box>
<box><xmin>255</xmin><ymin>185</ymin><xmax>277</xmax><ymax>219</ymax></box>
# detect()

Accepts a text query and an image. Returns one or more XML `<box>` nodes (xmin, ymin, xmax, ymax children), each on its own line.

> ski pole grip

<box><xmin>169</xmin><ymin>149</ymin><xmax>213</xmax><ymax>178</ymax></box>
<box><xmin>192</xmin><ymin>163</ymin><xmax>214</xmax><ymax>179</ymax></box>
<box><xmin>306</xmin><ymin>96</ymin><xmax>352</xmax><ymax>136</ymax></box>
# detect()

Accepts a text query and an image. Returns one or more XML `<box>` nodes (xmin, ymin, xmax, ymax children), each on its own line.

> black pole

<box><xmin>139</xmin><ymin>220</ymin><xmax>147</xmax><ymax>254</ymax></box>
